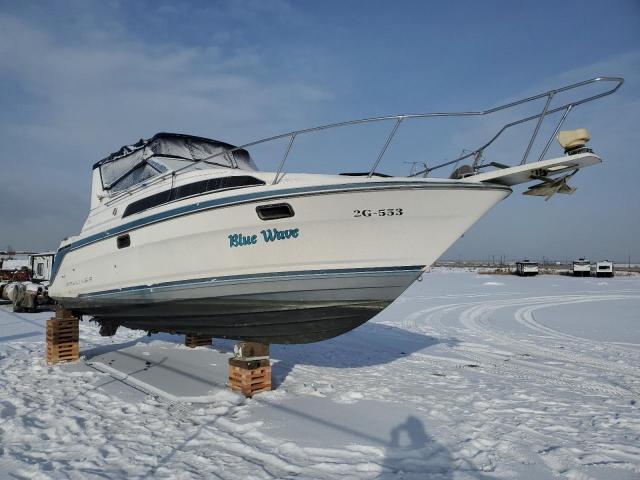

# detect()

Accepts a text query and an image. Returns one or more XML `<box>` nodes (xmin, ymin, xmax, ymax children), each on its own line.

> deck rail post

<box><xmin>521</xmin><ymin>92</ymin><xmax>554</xmax><ymax>165</ymax></box>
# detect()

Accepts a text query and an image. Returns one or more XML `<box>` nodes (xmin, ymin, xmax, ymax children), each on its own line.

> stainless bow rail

<box><xmin>201</xmin><ymin>76</ymin><xmax>622</xmax><ymax>183</ymax></box>
<box><xmin>105</xmin><ymin>76</ymin><xmax>623</xmax><ymax>204</ymax></box>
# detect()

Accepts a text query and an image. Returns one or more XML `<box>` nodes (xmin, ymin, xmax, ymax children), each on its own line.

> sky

<box><xmin>0</xmin><ymin>0</ymin><xmax>639</xmax><ymax>262</ymax></box>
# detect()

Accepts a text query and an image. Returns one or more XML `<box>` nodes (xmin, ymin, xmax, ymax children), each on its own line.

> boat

<box><xmin>48</xmin><ymin>77</ymin><xmax>623</xmax><ymax>343</ymax></box>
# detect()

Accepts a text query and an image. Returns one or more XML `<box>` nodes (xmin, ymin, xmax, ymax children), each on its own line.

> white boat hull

<box><xmin>49</xmin><ymin>180</ymin><xmax>510</xmax><ymax>342</ymax></box>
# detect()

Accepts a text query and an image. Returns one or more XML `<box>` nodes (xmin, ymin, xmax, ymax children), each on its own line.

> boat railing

<box><xmin>105</xmin><ymin>76</ymin><xmax>623</xmax><ymax>204</ymax></box>
<box><xmin>206</xmin><ymin>76</ymin><xmax>622</xmax><ymax>184</ymax></box>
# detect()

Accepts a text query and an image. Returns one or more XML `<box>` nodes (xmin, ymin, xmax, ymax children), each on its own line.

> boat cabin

<box><xmin>89</xmin><ymin>133</ymin><xmax>259</xmax><ymax>209</ymax></box>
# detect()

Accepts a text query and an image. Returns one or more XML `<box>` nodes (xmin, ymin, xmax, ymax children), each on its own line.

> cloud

<box><xmin>0</xmin><ymin>11</ymin><xmax>330</xmax><ymax>143</ymax></box>
<box><xmin>0</xmin><ymin>7</ymin><xmax>331</xmax><ymax>250</ymax></box>
<box><xmin>0</xmin><ymin>4</ymin><xmax>637</xmax><ymax>262</ymax></box>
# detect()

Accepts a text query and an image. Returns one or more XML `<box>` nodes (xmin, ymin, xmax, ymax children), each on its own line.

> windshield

<box><xmin>94</xmin><ymin>133</ymin><xmax>258</xmax><ymax>192</ymax></box>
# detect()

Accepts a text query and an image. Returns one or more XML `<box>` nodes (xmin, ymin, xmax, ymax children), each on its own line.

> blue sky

<box><xmin>1</xmin><ymin>0</ymin><xmax>638</xmax><ymax>261</ymax></box>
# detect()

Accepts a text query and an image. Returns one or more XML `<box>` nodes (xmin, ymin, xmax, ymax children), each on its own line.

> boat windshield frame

<box><xmin>96</xmin><ymin>133</ymin><xmax>256</xmax><ymax>195</ymax></box>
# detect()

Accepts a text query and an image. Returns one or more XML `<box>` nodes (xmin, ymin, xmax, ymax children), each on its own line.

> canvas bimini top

<box><xmin>93</xmin><ymin>133</ymin><xmax>257</xmax><ymax>193</ymax></box>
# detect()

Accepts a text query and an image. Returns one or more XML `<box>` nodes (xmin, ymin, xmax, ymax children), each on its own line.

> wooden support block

<box><xmin>185</xmin><ymin>335</ymin><xmax>212</xmax><ymax>348</ymax></box>
<box><xmin>46</xmin><ymin>343</ymin><xmax>80</xmax><ymax>364</ymax></box>
<box><xmin>46</xmin><ymin>318</ymin><xmax>78</xmax><ymax>333</ymax></box>
<box><xmin>46</xmin><ymin>330</ymin><xmax>79</xmax><ymax>344</ymax></box>
<box><xmin>46</xmin><ymin>312</ymin><xmax>79</xmax><ymax>364</ymax></box>
<box><xmin>228</xmin><ymin>359</ymin><xmax>272</xmax><ymax>397</ymax></box>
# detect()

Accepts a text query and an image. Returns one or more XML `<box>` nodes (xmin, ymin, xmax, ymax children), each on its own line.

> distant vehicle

<box><xmin>29</xmin><ymin>252</ymin><xmax>55</xmax><ymax>282</ymax></box>
<box><xmin>592</xmin><ymin>260</ymin><xmax>614</xmax><ymax>278</ymax></box>
<box><xmin>516</xmin><ymin>260</ymin><xmax>539</xmax><ymax>276</ymax></box>
<box><xmin>0</xmin><ymin>252</ymin><xmax>55</xmax><ymax>312</ymax></box>
<box><xmin>572</xmin><ymin>258</ymin><xmax>590</xmax><ymax>277</ymax></box>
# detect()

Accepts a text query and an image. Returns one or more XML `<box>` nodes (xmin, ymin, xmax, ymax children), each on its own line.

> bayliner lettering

<box><xmin>228</xmin><ymin>228</ymin><xmax>300</xmax><ymax>248</ymax></box>
<box><xmin>65</xmin><ymin>276</ymin><xmax>93</xmax><ymax>287</ymax></box>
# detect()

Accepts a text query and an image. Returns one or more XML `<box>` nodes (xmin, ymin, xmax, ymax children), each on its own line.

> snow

<box><xmin>0</xmin><ymin>259</ymin><xmax>28</xmax><ymax>270</ymax></box>
<box><xmin>1</xmin><ymin>271</ymin><xmax>639</xmax><ymax>479</ymax></box>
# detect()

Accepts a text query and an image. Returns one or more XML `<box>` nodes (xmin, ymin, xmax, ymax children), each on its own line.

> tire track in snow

<box><xmin>461</xmin><ymin>294</ymin><xmax>640</xmax><ymax>380</ymax></box>
<box><xmin>451</xmin><ymin>347</ymin><xmax>632</xmax><ymax>398</ymax></box>
<box><xmin>402</xmin><ymin>293</ymin><xmax>640</xmax><ymax>398</ymax></box>
<box><xmin>514</xmin><ymin>299</ymin><xmax>640</xmax><ymax>357</ymax></box>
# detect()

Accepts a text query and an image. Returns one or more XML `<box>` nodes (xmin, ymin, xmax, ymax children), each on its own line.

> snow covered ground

<box><xmin>1</xmin><ymin>270</ymin><xmax>639</xmax><ymax>479</ymax></box>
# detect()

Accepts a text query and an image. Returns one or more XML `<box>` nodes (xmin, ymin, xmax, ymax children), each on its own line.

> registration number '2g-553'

<box><xmin>353</xmin><ymin>208</ymin><xmax>404</xmax><ymax>217</ymax></box>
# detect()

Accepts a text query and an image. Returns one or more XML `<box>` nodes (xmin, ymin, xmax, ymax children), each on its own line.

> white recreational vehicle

<box><xmin>592</xmin><ymin>260</ymin><xmax>614</xmax><ymax>278</ymax></box>
<box><xmin>516</xmin><ymin>260</ymin><xmax>539</xmax><ymax>276</ymax></box>
<box><xmin>572</xmin><ymin>258</ymin><xmax>590</xmax><ymax>277</ymax></box>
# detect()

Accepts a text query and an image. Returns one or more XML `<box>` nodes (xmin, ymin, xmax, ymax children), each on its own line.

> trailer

<box><xmin>516</xmin><ymin>260</ymin><xmax>539</xmax><ymax>276</ymax></box>
<box><xmin>592</xmin><ymin>260</ymin><xmax>614</xmax><ymax>278</ymax></box>
<box><xmin>572</xmin><ymin>258</ymin><xmax>591</xmax><ymax>277</ymax></box>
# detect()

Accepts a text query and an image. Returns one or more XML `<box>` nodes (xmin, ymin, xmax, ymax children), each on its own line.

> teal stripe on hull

<box><xmin>74</xmin><ymin>265</ymin><xmax>425</xmax><ymax>299</ymax></box>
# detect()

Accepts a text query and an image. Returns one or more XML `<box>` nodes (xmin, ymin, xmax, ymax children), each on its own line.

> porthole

<box><xmin>256</xmin><ymin>203</ymin><xmax>295</xmax><ymax>221</ymax></box>
<box><xmin>117</xmin><ymin>234</ymin><xmax>130</xmax><ymax>249</ymax></box>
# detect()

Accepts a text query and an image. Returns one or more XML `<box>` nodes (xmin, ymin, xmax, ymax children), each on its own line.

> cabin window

<box><xmin>117</xmin><ymin>234</ymin><xmax>131</xmax><ymax>249</ymax></box>
<box><xmin>36</xmin><ymin>263</ymin><xmax>44</xmax><ymax>276</ymax></box>
<box><xmin>122</xmin><ymin>176</ymin><xmax>265</xmax><ymax>218</ymax></box>
<box><xmin>256</xmin><ymin>203</ymin><xmax>295</xmax><ymax>221</ymax></box>
<box><xmin>101</xmin><ymin>155</ymin><xmax>167</xmax><ymax>192</ymax></box>
<box><xmin>173</xmin><ymin>179</ymin><xmax>208</xmax><ymax>199</ymax></box>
